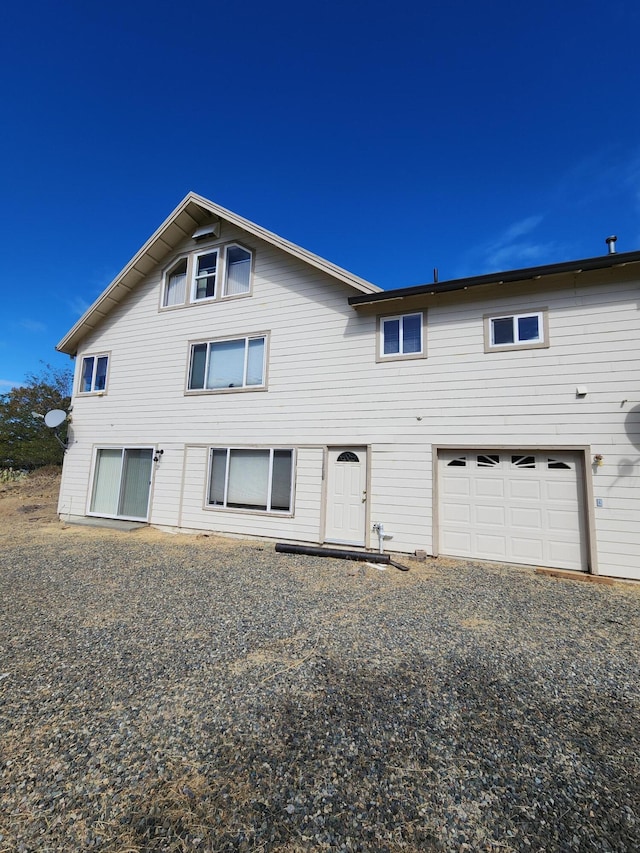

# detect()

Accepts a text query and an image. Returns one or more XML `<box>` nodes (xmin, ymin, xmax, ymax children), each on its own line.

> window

<box><xmin>484</xmin><ymin>309</ymin><xmax>548</xmax><ymax>351</ymax></box>
<box><xmin>80</xmin><ymin>353</ymin><xmax>109</xmax><ymax>393</ymax></box>
<box><xmin>193</xmin><ymin>250</ymin><xmax>218</xmax><ymax>301</ymax></box>
<box><xmin>447</xmin><ymin>456</ymin><xmax>467</xmax><ymax>467</ymax></box>
<box><xmin>337</xmin><ymin>451</ymin><xmax>360</xmax><ymax>462</ymax></box>
<box><xmin>161</xmin><ymin>244</ymin><xmax>254</xmax><ymax>310</ymax></box>
<box><xmin>208</xmin><ymin>448</ymin><xmax>294</xmax><ymax>513</ymax></box>
<box><xmin>223</xmin><ymin>245</ymin><xmax>252</xmax><ymax>296</ymax></box>
<box><xmin>477</xmin><ymin>454</ymin><xmax>500</xmax><ymax>467</ymax></box>
<box><xmin>188</xmin><ymin>335</ymin><xmax>266</xmax><ymax>391</ymax></box>
<box><xmin>379</xmin><ymin>312</ymin><xmax>424</xmax><ymax>360</ymax></box>
<box><xmin>512</xmin><ymin>455</ymin><xmax>536</xmax><ymax>468</ymax></box>
<box><xmin>163</xmin><ymin>258</ymin><xmax>187</xmax><ymax>307</ymax></box>
<box><xmin>548</xmin><ymin>458</ymin><xmax>572</xmax><ymax>470</ymax></box>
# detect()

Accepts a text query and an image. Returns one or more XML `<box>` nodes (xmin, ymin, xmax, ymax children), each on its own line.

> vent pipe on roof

<box><xmin>605</xmin><ymin>235</ymin><xmax>617</xmax><ymax>254</ymax></box>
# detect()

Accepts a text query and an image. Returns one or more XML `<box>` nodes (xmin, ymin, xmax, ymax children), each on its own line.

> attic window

<box><xmin>193</xmin><ymin>251</ymin><xmax>218</xmax><ymax>301</ymax></box>
<box><xmin>223</xmin><ymin>245</ymin><xmax>252</xmax><ymax>296</ymax></box>
<box><xmin>163</xmin><ymin>258</ymin><xmax>187</xmax><ymax>307</ymax></box>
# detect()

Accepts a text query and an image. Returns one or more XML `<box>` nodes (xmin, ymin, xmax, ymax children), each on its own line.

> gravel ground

<box><xmin>0</xmin><ymin>479</ymin><xmax>639</xmax><ymax>851</ymax></box>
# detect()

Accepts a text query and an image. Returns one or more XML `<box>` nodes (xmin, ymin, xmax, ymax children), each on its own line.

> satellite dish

<box><xmin>44</xmin><ymin>409</ymin><xmax>67</xmax><ymax>429</ymax></box>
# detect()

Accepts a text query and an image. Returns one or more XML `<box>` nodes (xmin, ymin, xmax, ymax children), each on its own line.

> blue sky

<box><xmin>1</xmin><ymin>0</ymin><xmax>639</xmax><ymax>389</ymax></box>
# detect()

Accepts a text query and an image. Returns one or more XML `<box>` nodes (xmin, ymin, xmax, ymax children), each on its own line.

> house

<box><xmin>56</xmin><ymin>193</ymin><xmax>640</xmax><ymax>581</ymax></box>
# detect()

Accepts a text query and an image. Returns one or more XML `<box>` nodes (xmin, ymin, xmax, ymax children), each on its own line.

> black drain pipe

<box><xmin>275</xmin><ymin>542</ymin><xmax>409</xmax><ymax>571</ymax></box>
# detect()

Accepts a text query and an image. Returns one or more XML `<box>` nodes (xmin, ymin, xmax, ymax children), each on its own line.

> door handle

<box><xmin>362</xmin><ymin>490</ymin><xmax>367</xmax><ymax>502</ymax></box>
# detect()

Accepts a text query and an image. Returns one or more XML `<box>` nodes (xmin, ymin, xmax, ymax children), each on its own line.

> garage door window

<box><xmin>512</xmin><ymin>455</ymin><xmax>536</xmax><ymax>468</ymax></box>
<box><xmin>477</xmin><ymin>454</ymin><xmax>500</xmax><ymax>467</ymax></box>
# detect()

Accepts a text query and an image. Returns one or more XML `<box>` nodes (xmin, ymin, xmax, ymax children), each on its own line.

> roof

<box><xmin>57</xmin><ymin>192</ymin><xmax>382</xmax><ymax>356</ymax></box>
<box><xmin>348</xmin><ymin>249</ymin><xmax>640</xmax><ymax>306</ymax></box>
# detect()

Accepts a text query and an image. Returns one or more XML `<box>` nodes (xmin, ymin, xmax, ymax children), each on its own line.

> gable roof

<box><xmin>348</xmin><ymin>249</ymin><xmax>640</xmax><ymax>306</ymax></box>
<box><xmin>57</xmin><ymin>192</ymin><xmax>382</xmax><ymax>356</ymax></box>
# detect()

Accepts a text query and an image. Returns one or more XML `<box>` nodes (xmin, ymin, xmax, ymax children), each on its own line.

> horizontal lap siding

<box><xmin>59</xmin><ymin>234</ymin><xmax>640</xmax><ymax>577</ymax></box>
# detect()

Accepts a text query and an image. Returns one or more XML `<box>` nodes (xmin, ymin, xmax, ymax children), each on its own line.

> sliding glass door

<box><xmin>90</xmin><ymin>447</ymin><xmax>153</xmax><ymax>520</ymax></box>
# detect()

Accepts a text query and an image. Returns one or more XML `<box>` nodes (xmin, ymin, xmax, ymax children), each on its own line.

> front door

<box><xmin>324</xmin><ymin>447</ymin><xmax>367</xmax><ymax>546</ymax></box>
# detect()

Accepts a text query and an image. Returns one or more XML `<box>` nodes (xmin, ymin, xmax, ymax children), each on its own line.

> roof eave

<box><xmin>348</xmin><ymin>250</ymin><xmax>640</xmax><ymax>306</ymax></box>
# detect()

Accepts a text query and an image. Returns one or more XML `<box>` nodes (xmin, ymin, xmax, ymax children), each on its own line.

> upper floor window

<box><xmin>163</xmin><ymin>258</ymin><xmax>187</xmax><ymax>307</ymax></box>
<box><xmin>161</xmin><ymin>243</ymin><xmax>253</xmax><ymax>309</ymax></box>
<box><xmin>193</xmin><ymin>251</ymin><xmax>218</xmax><ymax>301</ymax></box>
<box><xmin>79</xmin><ymin>353</ymin><xmax>109</xmax><ymax>394</ymax></box>
<box><xmin>187</xmin><ymin>334</ymin><xmax>267</xmax><ymax>392</ymax></box>
<box><xmin>378</xmin><ymin>311</ymin><xmax>425</xmax><ymax>361</ymax></box>
<box><xmin>484</xmin><ymin>309</ymin><xmax>548</xmax><ymax>352</ymax></box>
<box><xmin>224</xmin><ymin>245</ymin><xmax>252</xmax><ymax>296</ymax></box>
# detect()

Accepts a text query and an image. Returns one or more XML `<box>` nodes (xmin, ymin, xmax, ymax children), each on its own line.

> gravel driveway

<box><xmin>0</xmin><ymin>522</ymin><xmax>638</xmax><ymax>852</ymax></box>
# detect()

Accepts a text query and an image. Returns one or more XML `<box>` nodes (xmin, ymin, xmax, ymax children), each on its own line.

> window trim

<box><xmin>376</xmin><ymin>310</ymin><xmax>426</xmax><ymax>362</ymax></box>
<box><xmin>185</xmin><ymin>331</ymin><xmax>269</xmax><ymax>394</ymax></box>
<box><xmin>77</xmin><ymin>351</ymin><xmax>110</xmax><ymax>395</ymax></box>
<box><xmin>483</xmin><ymin>308</ymin><xmax>549</xmax><ymax>352</ymax></box>
<box><xmin>160</xmin><ymin>242</ymin><xmax>254</xmax><ymax>311</ymax></box>
<box><xmin>205</xmin><ymin>446</ymin><xmax>295</xmax><ymax>516</ymax></box>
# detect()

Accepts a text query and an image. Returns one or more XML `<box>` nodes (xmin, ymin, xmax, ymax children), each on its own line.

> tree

<box><xmin>0</xmin><ymin>363</ymin><xmax>73</xmax><ymax>469</ymax></box>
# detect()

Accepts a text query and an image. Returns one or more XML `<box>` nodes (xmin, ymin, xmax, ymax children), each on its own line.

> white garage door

<box><xmin>438</xmin><ymin>450</ymin><xmax>587</xmax><ymax>571</ymax></box>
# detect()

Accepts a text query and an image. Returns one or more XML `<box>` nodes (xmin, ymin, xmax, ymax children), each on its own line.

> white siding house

<box><xmin>56</xmin><ymin>193</ymin><xmax>640</xmax><ymax>581</ymax></box>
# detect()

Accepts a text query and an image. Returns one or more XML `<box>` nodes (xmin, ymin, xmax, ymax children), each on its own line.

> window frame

<box><xmin>185</xmin><ymin>332</ymin><xmax>269</xmax><ymax>394</ymax></box>
<box><xmin>162</xmin><ymin>256</ymin><xmax>189</xmax><ymax>308</ymax></box>
<box><xmin>160</xmin><ymin>242</ymin><xmax>254</xmax><ymax>311</ymax></box>
<box><xmin>483</xmin><ymin>308</ymin><xmax>549</xmax><ymax>352</ymax></box>
<box><xmin>376</xmin><ymin>310</ymin><xmax>426</xmax><ymax>362</ymax></box>
<box><xmin>191</xmin><ymin>248</ymin><xmax>219</xmax><ymax>303</ymax></box>
<box><xmin>222</xmin><ymin>243</ymin><xmax>254</xmax><ymax>299</ymax></box>
<box><xmin>77</xmin><ymin>351</ymin><xmax>110</xmax><ymax>395</ymax></box>
<box><xmin>206</xmin><ymin>446</ymin><xmax>295</xmax><ymax>515</ymax></box>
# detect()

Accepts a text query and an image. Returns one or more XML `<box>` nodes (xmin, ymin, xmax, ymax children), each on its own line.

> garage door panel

<box><xmin>510</xmin><ymin>507</ymin><xmax>543</xmax><ymax>529</ymax></box>
<box><xmin>509</xmin><ymin>479</ymin><xmax>542</xmax><ymax>501</ymax></box>
<box><xmin>548</xmin><ymin>540</ymin><xmax>583</xmax><ymax>568</ymax></box>
<box><xmin>474</xmin><ymin>479</ymin><xmax>505</xmax><ymax>498</ymax></box>
<box><xmin>511</xmin><ymin>537</ymin><xmax>544</xmax><ymax>561</ymax></box>
<box><xmin>439</xmin><ymin>450</ymin><xmax>587</xmax><ymax>571</ymax></box>
<box><xmin>442</xmin><ymin>476</ymin><xmax>471</xmax><ymax>496</ymax></box>
<box><xmin>476</xmin><ymin>504</ymin><xmax>505</xmax><ymax>526</ymax></box>
<box><xmin>545</xmin><ymin>481</ymin><xmax>580</xmax><ymax>503</ymax></box>
<box><xmin>441</xmin><ymin>530</ymin><xmax>472</xmax><ymax>552</ymax></box>
<box><xmin>547</xmin><ymin>508</ymin><xmax>582</xmax><ymax>532</ymax></box>
<box><xmin>442</xmin><ymin>503</ymin><xmax>472</xmax><ymax>523</ymax></box>
<box><xmin>476</xmin><ymin>534</ymin><xmax>508</xmax><ymax>558</ymax></box>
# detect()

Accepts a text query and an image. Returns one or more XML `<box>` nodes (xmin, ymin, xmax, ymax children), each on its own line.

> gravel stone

<box><xmin>0</xmin><ymin>522</ymin><xmax>638</xmax><ymax>852</ymax></box>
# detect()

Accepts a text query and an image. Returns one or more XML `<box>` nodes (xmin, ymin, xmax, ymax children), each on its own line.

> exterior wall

<box><xmin>59</xmin><ymin>229</ymin><xmax>640</xmax><ymax>580</ymax></box>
